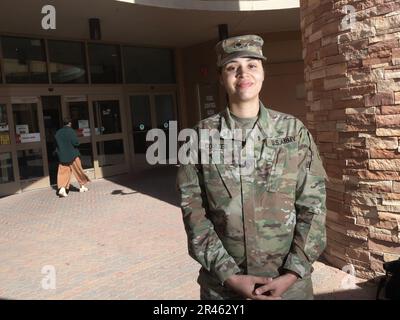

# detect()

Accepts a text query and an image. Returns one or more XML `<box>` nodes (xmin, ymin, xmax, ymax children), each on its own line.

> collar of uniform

<box><xmin>220</xmin><ymin>101</ymin><xmax>270</xmax><ymax>140</ymax></box>
<box><xmin>255</xmin><ymin>102</ymin><xmax>271</xmax><ymax>139</ymax></box>
<box><xmin>220</xmin><ymin>107</ymin><xmax>238</xmax><ymax>140</ymax></box>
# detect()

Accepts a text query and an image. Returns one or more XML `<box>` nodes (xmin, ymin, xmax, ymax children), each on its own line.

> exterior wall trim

<box><xmin>116</xmin><ymin>0</ymin><xmax>299</xmax><ymax>11</ymax></box>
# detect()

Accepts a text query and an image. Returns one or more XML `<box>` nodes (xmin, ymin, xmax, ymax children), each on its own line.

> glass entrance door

<box><xmin>65</xmin><ymin>96</ymin><xmax>95</xmax><ymax>180</ymax></box>
<box><xmin>90</xmin><ymin>95</ymin><xmax>128</xmax><ymax>178</ymax></box>
<box><xmin>0</xmin><ymin>97</ymin><xmax>19</xmax><ymax>196</ymax></box>
<box><xmin>154</xmin><ymin>94</ymin><xmax>176</xmax><ymax>163</ymax></box>
<box><xmin>11</xmin><ymin>96</ymin><xmax>49</xmax><ymax>191</ymax></box>
<box><xmin>42</xmin><ymin>96</ymin><xmax>62</xmax><ymax>185</ymax></box>
<box><xmin>131</xmin><ymin>95</ymin><xmax>152</xmax><ymax>154</ymax></box>
<box><xmin>129</xmin><ymin>92</ymin><xmax>177</xmax><ymax>169</ymax></box>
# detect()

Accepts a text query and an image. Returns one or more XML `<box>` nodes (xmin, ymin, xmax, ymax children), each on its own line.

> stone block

<box><xmin>324</xmin><ymin>76</ymin><xmax>350</xmax><ymax>90</ymax></box>
<box><xmin>368</xmin><ymin>159</ymin><xmax>400</xmax><ymax>171</ymax></box>
<box><xmin>393</xmin><ymin>181</ymin><xmax>400</xmax><ymax>193</ymax></box>
<box><xmin>369</xmin><ymin>149</ymin><xmax>400</xmax><ymax>159</ymax></box>
<box><xmin>376</xmin><ymin>114</ymin><xmax>400</xmax><ymax>128</ymax></box>
<box><xmin>318</xmin><ymin>131</ymin><xmax>339</xmax><ymax>143</ymax></box>
<box><xmin>347</xmin><ymin>114</ymin><xmax>375</xmax><ymax>126</ymax></box>
<box><xmin>320</xmin><ymin>43</ymin><xmax>339</xmax><ymax>58</ymax></box>
<box><xmin>358</xmin><ymin>181</ymin><xmax>393</xmax><ymax>193</ymax></box>
<box><xmin>346</xmin><ymin>248</ymin><xmax>371</xmax><ymax>263</ymax></box>
<box><xmin>365</xmin><ymin>137</ymin><xmax>398</xmax><ymax>149</ymax></box>
<box><xmin>381</xmin><ymin>106</ymin><xmax>400</xmax><ymax>115</ymax></box>
<box><xmin>395</xmin><ymin>92</ymin><xmax>400</xmax><ymax>105</ymax></box>
<box><xmin>344</xmin><ymin>169</ymin><xmax>400</xmax><ymax>180</ymax></box>
<box><xmin>383</xmin><ymin>253</ymin><xmax>400</xmax><ymax>262</ymax></box>
<box><xmin>326</xmin><ymin>63</ymin><xmax>347</xmax><ymax>76</ymax></box>
<box><xmin>385</xmin><ymin>70</ymin><xmax>400</xmax><ymax>80</ymax></box>
<box><xmin>376</xmin><ymin>128</ymin><xmax>400</xmax><ymax>136</ymax></box>
<box><xmin>368</xmin><ymin>238</ymin><xmax>400</xmax><ymax>255</ymax></box>
<box><xmin>365</xmin><ymin>92</ymin><xmax>394</xmax><ymax>107</ymax></box>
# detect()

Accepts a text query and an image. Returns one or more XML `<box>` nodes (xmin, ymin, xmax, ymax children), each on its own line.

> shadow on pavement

<box><xmin>108</xmin><ymin>164</ymin><xmax>180</xmax><ymax>207</ymax></box>
<box><xmin>111</xmin><ymin>190</ymin><xmax>138</xmax><ymax>195</ymax></box>
<box><xmin>315</xmin><ymin>279</ymin><xmax>379</xmax><ymax>300</ymax></box>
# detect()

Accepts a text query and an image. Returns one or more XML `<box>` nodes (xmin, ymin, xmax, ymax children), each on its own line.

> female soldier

<box><xmin>177</xmin><ymin>35</ymin><xmax>327</xmax><ymax>300</ymax></box>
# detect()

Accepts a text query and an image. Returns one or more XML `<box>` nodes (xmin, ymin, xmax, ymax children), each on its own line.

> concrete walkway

<box><xmin>0</xmin><ymin>166</ymin><xmax>377</xmax><ymax>300</ymax></box>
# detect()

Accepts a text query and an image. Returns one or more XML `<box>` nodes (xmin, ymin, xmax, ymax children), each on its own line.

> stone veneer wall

<box><xmin>300</xmin><ymin>0</ymin><xmax>400</xmax><ymax>279</ymax></box>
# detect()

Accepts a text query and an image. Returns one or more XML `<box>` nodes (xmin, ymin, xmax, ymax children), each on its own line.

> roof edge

<box><xmin>115</xmin><ymin>0</ymin><xmax>300</xmax><ymax>12</ymax></box>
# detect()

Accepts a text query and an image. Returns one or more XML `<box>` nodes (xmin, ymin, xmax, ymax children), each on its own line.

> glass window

<box><xmin>48</xmin><ymin>40</ymin><xmax>87</xmax><ymax>83</ymax></box>
<box><xmin>78</xmin><ymin>143</ymin><xmax>93</xmax><ymax>169</ymax></box>
<box><xmin>68</xmin><ymin>101</ymin><xmax>91</xmax><ymax>137</ymax></box>
<box><xmin>1</xmin><ymin>36</ymin><xmax>48</xmax><ymax>83</ymax></box>
<box><xmin>17</xmin><ymin>148</ymin><xmax>44</xmax><ymax>180</ymax></box>
<box><xmin>123</xmin><ymin>47</ymin><xmax>175</xmax><ymax>84</ymax></box>
<box><xmin>131</xmin><ymin>96</ymin><xmax>152</xmax><ymax>131</ymax></box>
<box><xmin>130</xmin><ymin>95</ymin><xmax>151</xmax><ymax>154</ymax></box>
<box><xmin>155</xmin><ymin>95</ymin><xmax>175</xmax><ymax>161</ymax></box>
<box><xmin>0</xmin><ymin>104</ymin><xmax>10</xmax><ymax>145</ymax></box>
<box><xmin>88</xmin><ymin>43</ymin><xmax>122</xmax><ymax>83</ymax></box>
<box><xmin>0</xmin><ymin>152</ymin><xmax>14</xmax><ymax>184</ymax></box>
<box><xmin>96</xmin><ymin>140</ymin><xmax>124</xmax><ymax>167</ymax></box>
<box><xmin>155</xmin><ymin>95</ymin><xmax>175</xmax><ymax>130</ymax></box>
<box><xmin>93</xmin><ymin>100</ymin><xmax>122</xmax><ymax>135</ymax></box>
<box><xmin>13</xmin><ymin>103</ymin><xmax>41</xmax><ymax>144</ymax></box>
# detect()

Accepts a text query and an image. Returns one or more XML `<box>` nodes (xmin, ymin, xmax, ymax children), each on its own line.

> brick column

<box><xmin>300</xmin><ymin>0</ymin><xmax>400</xmax><ymax>278</ymax></box>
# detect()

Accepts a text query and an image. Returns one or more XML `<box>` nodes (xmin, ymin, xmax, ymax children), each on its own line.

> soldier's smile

<box><xmin>236</xmin><ymin>81</ymin><xmax>253</xmax><ymax>89</ymax></box>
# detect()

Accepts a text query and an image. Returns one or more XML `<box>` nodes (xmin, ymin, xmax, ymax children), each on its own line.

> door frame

<box><xmin>126</xmin><ymin>90</ymin><xmax>178</xmax><ymax>170</ymax></box>
<box><xmin>0</xmin><ymin>96</ymin><xmax>20</xmax><ymax>195</ymax></box>
<box><xmin>88</xmin><ymin>94</ymin><xmax>129</xmax><ymax>178</ymax></box>
<box><xmin>11</xmin><ymin>96</ymin><xmax>50</xmax><ymax>192</ymax></box>
<box><xmin>63</xmin><ymin>95</ymin><xmax>96</xmax><ymax>181</ymax></box>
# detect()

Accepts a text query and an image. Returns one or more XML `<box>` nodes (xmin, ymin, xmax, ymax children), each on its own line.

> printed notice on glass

<box><xmin>78</xmin><ymin>120</ymin><xmax>89</xmax><ymax>129</ymax></box>
<box><xmin>16</xmin><ymin>124</ymin><xmax>29</xmax><ymax>135</ymax></box>
<box><xmin>197</xmin><ymin>83</ymin><xmax>218</xmax><ymax>120</ymax></box>
<box><xmin>19</xmin><ymin>133</ymin><xmax>41</xmax><ymax>143</ymax></box>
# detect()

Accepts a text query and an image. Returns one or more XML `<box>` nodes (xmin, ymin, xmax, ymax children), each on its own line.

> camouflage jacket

<box><xmin>177</xmin><ymin>103</ymin><xmax>327</xmax><ymax>294</ymax></box>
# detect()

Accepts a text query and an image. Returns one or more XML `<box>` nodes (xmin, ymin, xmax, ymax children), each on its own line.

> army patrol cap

<box><xmin>215</xmin><ymin>34</ymin><xmax>267</xmax><ymax>67</ymax></box>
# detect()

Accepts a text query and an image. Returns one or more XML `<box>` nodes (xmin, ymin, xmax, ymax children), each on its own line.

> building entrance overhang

<box><xmin>0</xmin><ymin>0</ymin><xmax>300</xmax><ymax>48</ymax></box>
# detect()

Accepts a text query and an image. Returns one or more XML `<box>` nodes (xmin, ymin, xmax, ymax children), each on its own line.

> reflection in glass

<box><xmin>69</xmin><ymin>101</ymin><xmax>91</xmax><ymax>137</ymax></box>
<box><xmin>41</xmin><ymin>96</ymin><xmax>62</xmax><ymax>185</ymax></box>
<box><xmin>93</xmin><ymin>100</ymin><xmax>122</xmax><ymax>135</ymax></box>
<box><xmin>155</xmin><ymin>95</ymin><xmax>175</xmax><ymax>161</ymax></box>
<box><xmin>0</xmin><ymin>104</ymin><xmax>10</xmax><ymax>145</ymax></box>
<box><xmin>130</xmin><ymin>95</ymin><xmax>151</xmax><ymax>154</ymax></box>
<box><xmin>12</xmin><ymin>103</ymin><xmax>40</xmax><ymax>144</ymax></box>
<box><xmin>155</xmin><ymin>95</ymin><xmax>175</xmax><ymax>129</ymax></box>
<box><xmin>17</xmin><ymin>148</ymin><xmax>44</xmax><ymax>180</ymax></box>
<box><xmin>123</xmin><ymin>47</ymin><xmax>175</xmax><ymax>84</ymax></box>
<box><xmin>0</xmin><ymin>152</ymin><xmax>14</xmax><ymax>184</ymax></box>
<box><xmin>131</xmin><ymin>96</ymin><xmax>151</xmax><ymax>131</ymax></box>
<box><xmin>96</xmin><ymin>140</ymin><xmax>124</xmax><ymax>167</ymax></box>
<box><xmin>78</xmin><ymin>143</ymin><xmax>93</xmax><ymax>169</ymax></box>
<box><xmin>88</xmin><ymin>43</ymin><xmax>122</xmax><ymax>83</ymax></box>
<box><xmin>1</xmin><ymin>36</ymin><xmax>48</xmax><ymax>83</ymax></box>
<box><xmin>48</xmin><ymin>40</ymin><xmax>87</xmax><ymax>83</ymax></box>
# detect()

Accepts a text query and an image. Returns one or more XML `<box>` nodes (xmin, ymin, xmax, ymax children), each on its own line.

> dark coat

<box><xmin>55</xmin><ymin>126</ymin><xmax>80</xmax><ymax>164</ymax></box>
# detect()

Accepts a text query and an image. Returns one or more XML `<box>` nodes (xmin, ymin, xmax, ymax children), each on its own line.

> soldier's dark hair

<box><xmin>63</xmin><ymin>117</ymin><xmax>72</xmax><ymax>126</ymax></box>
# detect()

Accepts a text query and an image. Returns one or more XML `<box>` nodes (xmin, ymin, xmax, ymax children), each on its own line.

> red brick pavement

<box><xmin>0</xmin><ymin>166</ymin><xmax>199</xmax><ymax>299</ymax></box>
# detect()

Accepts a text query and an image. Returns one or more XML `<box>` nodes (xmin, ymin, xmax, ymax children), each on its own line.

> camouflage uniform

<box><xmin>177</xmin><ymin>104</ymin><xmax>327</xmax><ymax>300</ymax></box>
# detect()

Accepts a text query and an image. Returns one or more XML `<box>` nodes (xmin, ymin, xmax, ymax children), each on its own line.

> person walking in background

<box><xmin>55</xmin><ymin>118</ymin><xmax>90</xmax><ymax>197</ymax></box>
